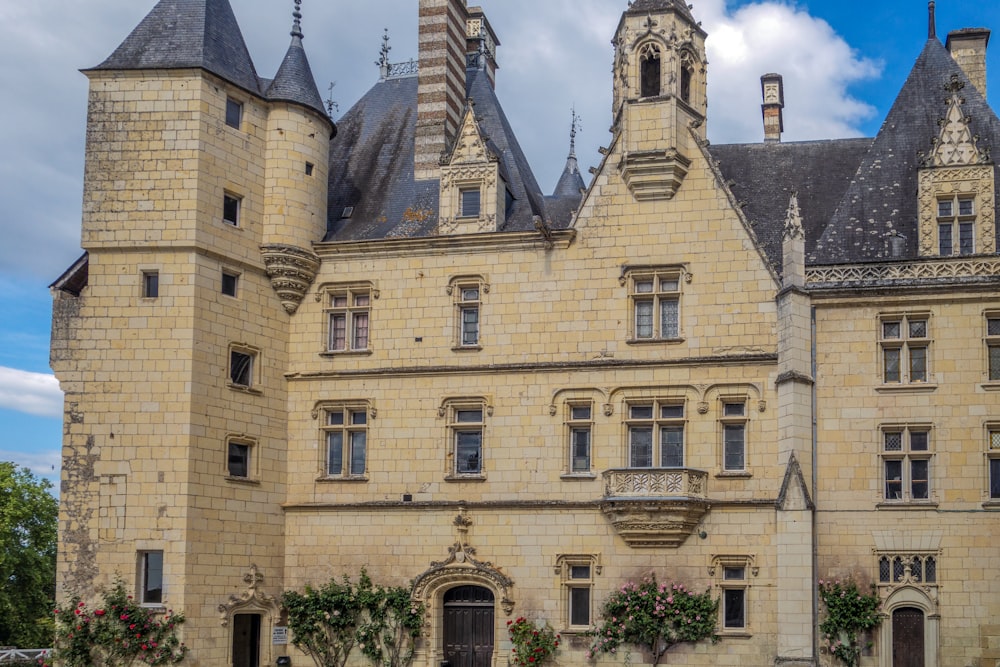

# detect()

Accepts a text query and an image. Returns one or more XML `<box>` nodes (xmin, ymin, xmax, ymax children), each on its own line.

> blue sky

<box><xmin>1</xmin><ymin>0</ymin><xmax>998</xmax><ymax>491</ymax></box>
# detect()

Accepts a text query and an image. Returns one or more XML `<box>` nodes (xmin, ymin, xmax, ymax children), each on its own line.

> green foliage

<box><xmin>506</xmin><ymin>617</ymin><xmax>559</xmax><ymax>667</ymax></box>
<box><xmin>588</xmin><ymin>576</ymin><xmax>717</xmax><ymax>666</ymax></box>
<box><xmin>282</xmin><ymin>572</ymin><xmax>370</xmax><ymax>667</ymax></box>
<box><xmin>0</xmin><ymin>462</ymin><xmax>58</xmax><ymax>648</ymax></box>
<box><xmin>47</xmin><ymin>580</ymin><xmax>186</xmax><ymax>666</ymax></box>
<box><xmin>818</xmin><ymin>579</ymin><xmax>882</xmax><ymax>667</ymax></box>
<box><xmin>356</xmin><ymin>584</ymin><xmax>425</xmax><ymax>667</ymax></box>
<box><xmin>283</xmin><ymin>572</ymin><xmax>426</xmax><ymax>667</ymax></box>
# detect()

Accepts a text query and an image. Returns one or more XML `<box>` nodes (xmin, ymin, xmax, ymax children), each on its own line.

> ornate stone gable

<box><xmin>924</xmin><ymin>76</ymin><xmax>990</xmax><ymax>168</ymax></box>
<box><xmin>438</xmin><ymin>102</ymin><xmax>504</xmax><ymax>235</ymax></box>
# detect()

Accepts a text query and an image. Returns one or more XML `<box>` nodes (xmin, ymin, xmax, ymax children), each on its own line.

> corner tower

<box><xmin>612</xmin><ymin>0</ymin><xmax>707</xmax><ymax>200</ymax></box>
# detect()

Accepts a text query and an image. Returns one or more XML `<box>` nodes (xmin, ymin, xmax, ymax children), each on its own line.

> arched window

<box><xmin>640</xmin><ymin>44</ymin><xmax>661</xmax><ymax>97</ymax></box>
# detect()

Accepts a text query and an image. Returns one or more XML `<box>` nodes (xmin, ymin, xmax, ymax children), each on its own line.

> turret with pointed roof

<box><xmin>265</xmin><ymin>0</ymin><xmax>331</xmax><ymax>123</ymax></box>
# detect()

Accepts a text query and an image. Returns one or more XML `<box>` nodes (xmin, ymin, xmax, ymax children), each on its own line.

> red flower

<box><xmin>95</xmin><ymin>609</ymin><xmax>106</xmax><ymax>616</ymax></box>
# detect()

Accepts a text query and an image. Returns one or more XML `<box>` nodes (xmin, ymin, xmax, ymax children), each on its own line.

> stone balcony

<box><xmin>600</xmin><ymin>468</ymin><xmax>710</xmax><ymax>548</ymax></box>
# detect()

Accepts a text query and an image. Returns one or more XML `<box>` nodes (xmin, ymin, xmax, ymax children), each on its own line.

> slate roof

<box><xmin>708</xmin><ymin>138</ymin><xmax>873</xmax><ymax>272</ymax></box>
<box><xmin>91</xmin><ymin>0</ymin><xmax>262</xmax><ymax>95</ymax></box>
<box><xmin>266</xmin><ymin>36</ymin><xmax>330</xmax><ymax>120</ymax></box>
<box><xmin>325</xmin><ymin>67</ymin><xmax>553</xmax><ymax>242</ymax></box>
<box><xmin>811</xmin><ymin>38</ymin><xmax>1000</xmax><ymax>265</ymax></box>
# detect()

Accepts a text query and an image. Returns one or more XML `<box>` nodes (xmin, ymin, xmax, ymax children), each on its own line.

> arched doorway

<box><xmin>892</xmin><ymin>607</ymin><xmax>925</xmax><ymax>667</ymax></box>
<box><xmin>443</xmin><ymin>586</ymin><xmax>495</xmax><ymax>667</ymax></box>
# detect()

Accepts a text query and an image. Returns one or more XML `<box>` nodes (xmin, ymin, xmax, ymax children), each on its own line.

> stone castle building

<box><xmin>49</xmin><ymin>0</ymin><xmax>1000</xmax><ymax>666</ymax></box>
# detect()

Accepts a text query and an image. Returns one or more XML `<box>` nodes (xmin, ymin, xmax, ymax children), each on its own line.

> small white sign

<box><xmin>273</xmin><ymin>626</ymin><xmax>289</xmax><ymax>645</ymax></box>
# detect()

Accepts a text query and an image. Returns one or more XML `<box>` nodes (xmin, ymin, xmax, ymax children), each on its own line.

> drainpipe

<box><xmin>811</xmin><ymin>305</ymin><xmax>819</xmax><ymax>661</ymax></box>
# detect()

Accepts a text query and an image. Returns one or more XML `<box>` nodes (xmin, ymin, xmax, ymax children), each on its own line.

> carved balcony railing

<box><xmin>600</xmin><ymin>468</ymin><xmax>710</xmax><ymax>548</ymax></box>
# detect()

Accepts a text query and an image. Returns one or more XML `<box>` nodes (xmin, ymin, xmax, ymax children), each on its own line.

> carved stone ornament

<box><xmin>619</xmin><ymin>149</ymin><xmax>692</xmax><ymax>201</ymax></box>
<box><xmin>922</xmin><ymin>79</ymin><xmax>991</xmax><ymax>168</ymax></box>
<box><xmin>600</xmin><ymin>469</ymin><xmax>711</xmax><ymax>548</ymax></box>
<box><xmin>411</xmin><ymin>540</ymin><xmax>515</xmax><ymax>616</ymax></box>
<box><xmin>261</xmin><ymin>244</ymin><xmax>321</xmax><ymax>315</ymax></box>
<box><xmin>218</xmin><ymin>564</ymin><xmax>279</xmax><ymax>626</ymax></box>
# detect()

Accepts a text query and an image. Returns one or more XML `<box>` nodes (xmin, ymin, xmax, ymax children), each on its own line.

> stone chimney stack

<box><xmin>761</xmin><ymin>73</ymin><xmax>784</xmax><ymax>143</ymax></box>
<box><xmin>466</xmin><ymin>7</ymin><xmax>500</xmax><ymax>89</ymax></box>
<box><xmin>416</xmin><ymin>0</ymin><xmax>469</xmax><ymax>180</ymax></box>
<box><xmin>947</xmin><ymin>28</ymin><xmax>991</xmax><ymax>98</ymax></box>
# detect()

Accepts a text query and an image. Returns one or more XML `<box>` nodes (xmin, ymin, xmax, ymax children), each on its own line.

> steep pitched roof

<box><xmin>325</xmin><ymin>67</ymin><xmax>553</xmax><ymax>242</ymax></box>
<box><xmin>266</xmin><ymin>35</ymin><xmax>330</xmax><ymax>121</ymax></box>
<box><xmin>91</xmin><ymin>0</ymin><xmax>261</xmax><ymax>95</ymax></box>
<box><xmin>812</xmin><ymin>38</ymin><xmax>1000</xmax><ymax>264</ymax></box>
<box><xmin>708</xmin><ymin>138</ymin><xmax>873</xmax><ymax>272</ymax></box>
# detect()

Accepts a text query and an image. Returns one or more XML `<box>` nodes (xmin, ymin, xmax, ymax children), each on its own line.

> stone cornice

<box><xmin>313</xmin><ymin>229</ymin><xmax>575</xmax><ymax>260</ymax></box>
<box><xmin>806</xmin><ymin>255</ymin><xmax>1000</xmax><ymax>290</ymax></box>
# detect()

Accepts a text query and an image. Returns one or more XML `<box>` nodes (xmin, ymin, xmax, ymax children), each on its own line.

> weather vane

<box><xmin>326</xmin><ymin>82</ymin><xmax>339</xmax><ymax>118</ymax></box>
<box><xmin>292</xmin><ymin>0</ymin><xmax>303</xmax><ymax>39</ymax></box>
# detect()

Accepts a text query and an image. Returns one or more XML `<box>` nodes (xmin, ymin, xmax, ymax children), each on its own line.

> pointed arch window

<box><xmin>639</xmin><ymin>44</ymin><xmax>661</xmax><ymax>98</ymax></box>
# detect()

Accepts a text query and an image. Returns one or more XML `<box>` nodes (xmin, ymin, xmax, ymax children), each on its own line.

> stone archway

<box><xmin>878</xmin><ymin>586</ymin><xmax>939</xmax><ymax>667</ymax></box>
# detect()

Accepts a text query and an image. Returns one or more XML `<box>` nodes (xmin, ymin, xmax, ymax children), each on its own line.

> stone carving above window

<box><xmin>438</xmin><ymin>102</ymin><xmax>505</xmax><ymax>235</ymax></box>
<box><xmin>922</xmin><ymin>76</ymin><xmax>990</xmax><ymax>168</ymax></box>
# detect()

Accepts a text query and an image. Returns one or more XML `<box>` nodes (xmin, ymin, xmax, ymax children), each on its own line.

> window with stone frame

<box><xmin>936</xmin><ymin>195</ymin><xmax>976</xmax><ymax>256</ymax></box>
<box><xmin>720</xmin><ymin>400</ymin><xmax>748</xmax><ymax>473</ymax></box>
<box><xmin>223</xmin><ymin>192</ymin><xmax>242</xmax><ymax>226</ymax></box>
<box><xmin>711</xmin><ymin>555</ymin><xmax>755</xmax><ymax>635</ymax></box>
<box><xmin>881</xmin><ymin>426</ymin><xmax>933</xmax><ymax>503</ymax></box>
<box><xmin>628</xmin><ymin>269</ymin><xmax>682</xmax><ymax>342</ymax></box>
<box><xmin>879</xmin><ymin>315</ymin><xmax>930</xmax><ymax>384</ymax></box>
<box><xmin>326</xmin><ymin>285</ymin><xmax>372</xmax><ymax>353</ymax></box>
<box><xmin>142</xmin><ymin>271</ymin><xmax>159</xmax><ymax>299</ymax></box>
<box><xmin>226</xmin><ymin>436</ymin><xmax>257</xmax><ymax>481</ymax></box>
<box><xmin>444</xmin><ymin>399</ymin><xmax>490</xmax><ymax>478</ymax></box>
<box><xmin>988</xmin><ymin>427</ymin><xmax>1000</xmax><ymax>502</ymax></box>
<box><xmin>221</xmin><ymin>269</ymin><xmax>239</xmax><ymax>298</ymax></box>
<box><xmin>228</xmin><ymin>344</ymin><xmax>258</xmax><ymax>390</ymax></box>
<box><xmin>987</xmin><ymin>315</ymin><xmax>1000</xmax><ymax>382</ymax></box>
<box><xmin>137</xmin><ymin>550</ymin><xmax>164</xmax><ymax>606</ymax></box>
<box><xmin>555</xmin><ymin>554</ymin><xmax>601</xmax><ymax>631</ymax></box>
<box><xmin>639</xmin><ymin>43</ymin><xmax>661</xmax><ymax>97</ymax></box>
<box><xmin>877</xmin><ymin>552</ymin><xmax>938</xmax><ymax>585</ymax></box>
<box><xmin>567</xmin><ymin>403</ymin><xmax>594</xmax><ymax>474</ymax></box>
<box><xmin>459</xmin><ymin>186</ymin><xmax>482</xmax><ymax>218</ymax></box>
<box><xmin>322</xmin><ymin>404</ymin><xmax>370</xmax><ymax>479</ymax></box>
<box><xmin>225</xmin><ymin>97</ymin><xmax>243</xmax><ymax>130</ymax></box>
<box><xmin>450</xmin><ymin>276</ymin><xmax>487</xmax><ymax>350</ymax></box>
<box><xmin>625</xmin><ymin>400</ymin><xmax>686</xmax><ymax>468</ymax></box>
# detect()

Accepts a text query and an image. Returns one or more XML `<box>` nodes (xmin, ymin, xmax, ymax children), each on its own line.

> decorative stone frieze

<box><xmin>806</xmin><ymin>255</ymin><xmax>1000</xmax><ymax>288</ymax></box>
<box><xmin>600</xmin><ymin>468</ymin><xmax>710</xmax><ymax>548</ymax></box>
<box><xmin>260</xmin><ymin>244</ymin><xmax>321</xmax><ymax>314</ymax></box>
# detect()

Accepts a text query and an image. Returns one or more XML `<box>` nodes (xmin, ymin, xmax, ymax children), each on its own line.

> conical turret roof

<box><xmin>266</xmin><ymin>14</ymin><xmax>329</xmax><ymax>121</ymax></box>
<box><xmin>91</xmin><ymin>0</ymin><xmax>261</xmax><ymax>95</ymax></box>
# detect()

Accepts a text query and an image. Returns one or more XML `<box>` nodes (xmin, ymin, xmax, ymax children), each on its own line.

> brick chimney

<box><xmin>947</xmin><ymin>28</ymin><xmax>991</xmax><ymax>98</ymax></box>
<box><xmin>761</xmin><ymin>73</ymin><xmax>784</xmax><ymax>143</ymax></box>
<box><xmin>415</xmin><ymin>0</ymin><xmax>469</xmax><ymax>181</ymax></box>
<box><xmin>466</xmin><ymin>7</ymin><xmax>500</xmax><ymax>89</ymax></box>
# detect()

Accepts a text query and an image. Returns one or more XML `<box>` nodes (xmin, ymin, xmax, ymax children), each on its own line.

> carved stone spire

<box><xmin>291</xmin><ymin>0</ymin><xmax>303</xmax><ymax>39</ymax></box>
<box><xmin>928</xmin><ymin>0</ymin><xmax>936</xmax><ymax>40</ymax></box>
<box><xmin>782</xmin><ymin>193</ymin><xmax>805</xmax><ymax>288</ymax></box>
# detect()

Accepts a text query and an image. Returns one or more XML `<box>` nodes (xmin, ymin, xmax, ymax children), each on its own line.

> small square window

<box><xmin>305</xmin><ymin>162</ymin><xmax>314</xmax><ymax>176</ymax></box>
<box><xmin>229</xmin><ymin>349</ymin><xmax>254</xmax><ymax>388</ymax></box>
<box><xmin>222</xmin><ymin>271</ymin><xmax>239</xmax><ymax>297</ymax></box>
<box><xmin>460</xmin><ymin>188</ymin><xmax>481</xmax><ymax>218</ymax></box>
<box><xmin>142</xmin><ymin>272</ymin><xmax>159</xmax><ymax>299</ymax></box>
<box><xmin>223</xmin><ymin>193</ymin><xmax>241</xmax><ymax>226</ymax></box>
<box><xmin>138</xmin><ymin>551</ymin><xmax>163</xmax><ymax>605</ymax></box>
<box><xmin>225</xmin><ymin>98</ymin><xmax>243</xmax><ymax>129</ymax></box>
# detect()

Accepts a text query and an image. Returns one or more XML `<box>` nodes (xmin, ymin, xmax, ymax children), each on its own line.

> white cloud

<box><xmin>0</xmin><ymin>367</ymin><xmax>63</xmax><ymax>418</ymax></box>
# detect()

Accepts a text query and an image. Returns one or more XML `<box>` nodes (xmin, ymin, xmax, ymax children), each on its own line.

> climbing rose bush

<box><xmin>588</xmin><ymin>575</ymin><xmax>717</xmax><ymax>665</ymax></box>
<box><xmin>818</xmin><ymin>578</ymin><xmax>882</xmax><ymax>667</ymax></box>
<box><xmin>507</xmin><ymin>617</ymin><xmax>559</xmax><ymax>667</ymax></box>
<box><xmin>47</xmin><ymin>580</ymin><xmax>186</xmax><ymax>666</ymax></box>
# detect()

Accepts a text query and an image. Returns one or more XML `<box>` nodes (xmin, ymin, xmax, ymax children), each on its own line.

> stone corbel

<box><xmin>261</xmin><ymin>244</ymin><xmax>321</xmax><ymax>315</ymax></box>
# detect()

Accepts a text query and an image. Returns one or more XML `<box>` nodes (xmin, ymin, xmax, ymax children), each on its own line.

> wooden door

<box><xmin>232</xmin><ymin>613</ymin><xmax>261</xmax><ymax>667</ymax></box>
<box><xmin>443</xmin><ymin>586</ymin><xmax>495</xmax><ymax>667</ymax></box>
<box><xmin>892</xmin><ymin>607</ymin><xmax>925</xmax><ymax>667</ymax></box>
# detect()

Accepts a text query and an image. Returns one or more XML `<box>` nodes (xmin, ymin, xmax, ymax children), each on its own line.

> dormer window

<box><xmin>639</xmin><ymin>44</ymin><xmax>661</xmax><ymax>97</ymax></box>
<box><xmin>937</xmin><ymin>196</ymin><xmax>976</xmax><ymax>256</ymax></box>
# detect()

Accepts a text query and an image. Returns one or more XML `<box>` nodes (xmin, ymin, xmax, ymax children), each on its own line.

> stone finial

<box><xmin>569</xmin><ymin>106</ymin><xmax>582</xmax><ymax>158</ymax></box>
<box><xmin>928</xmin><ymin>1</ymin><xmax>936</xmax><ymax>40</ymax></box>
<box><xmin>782</xmin><ymin>193</ymin><xmax>805</xmax><ymax>288</ymax></box>
<box><xmin>291</xmin><ymin>0</ymin><xmax>303</xmax><ymax>39</ymax></box>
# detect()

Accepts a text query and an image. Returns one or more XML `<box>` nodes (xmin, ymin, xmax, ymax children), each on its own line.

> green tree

<box><xmin>282</xmin><ymin>572</ymin><xmax>371</xmax><ymax>667</ymax></box>
<box><xmin>588</xmin><ymin>576</ymin><xmax>718</xmax><ymax>665</ymax></box>
<box><xmin>818</xmin><ymin>578</ymin><xmax>882</xmax><ymax>667</ymax></box>
<box><xmin>0</xmin><ymin>462</ymin><xmax>58</xmax><ymax>647</ymax></box>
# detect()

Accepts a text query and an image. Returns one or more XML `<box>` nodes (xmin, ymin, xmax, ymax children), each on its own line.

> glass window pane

<box><xmin>661</xmin><ymin>404</ymin><xmax>684</xmax><ymax>419</ymax></box>
<box><xmin>569</xmin><ymin>587</ymin><xmax>591</xmax><ymax>626</ymax></box>
<box><xmin>879</xmin><ymin>556</ymin><xmax>890</xmax><ymax>582</ymax></box>
<box><xmin>959</xmin><ymin>198</ymin><xmax>974</xmax><ymax>216</ymax></box>
<box><xmin>332</xmin><ymin>295</ymin><xmax>348</xmax><ymax>308</ymax></box>
<box><xmin>909</xmin><ymin>431</ymin><xmax>928</xmax><ymax>451</ymax></box>
<box><xmin>330</xmin><ymin>314</ymin><xmax>346</xmax><ymax>350</ymax></box>
<box><xmin>462</xmin><ymin>306</ymin><xmax>479</xmax><ymax>345</ymax></box>
<box><xmin>884</xmin><ymin>348</ymin><xmax>901</xmax><ymax>383</ymax></box>
<box><xmin>988</xmin><ymin>319</ymin><xmax>1000</xmax><ymax>337</ymax></box>
<box><xmin>988</xmin><ymin>345</ymin><xmax>1000</xmax><ymax>381</ymax></box>
<box><xmin>939</xmin><ymin>224</ymin><xmax>953</xmax><ymax>255</ymax></box>
<box><xmin>884</xmin><ymin>432</ymin><xmax>903</xmax><ymax>451</ymax></box>
<box><xmin>456</xmin><ymin>431</ymin><xmax>482</xmax><ymax>473</ymax></box>
<box><xmin>883</xmin><ymin>321</ymin><xmax>901</xmax><ymax>339</ymax></box>
<box><xmin>461</xmin><ymin>288</ymin><xmax>479</xmax><ymax>301</ymax></box>
<box><xmin>885</xmin><ymin>460</ymin><xmax>902</xmax><ymax>499</ymax></box>
<box><xmin>635</xmin><ymin>300</ymin><xmax>654</xmax><ymax>338</ymax></box>
<box><xmin>570</xmin><ymin>565</ymin><xmax>591</xmax><ymax>580</ymax></box>
<box><xmin>908</xmin><ymin>320</ymin><xmax>927</xmax><ymax>338</ymax></box>
<box><xmin>225</xmin><ymin>98</ymin><xmax>242</xmax><ymax>129</ymax></box>
<box><xmin>143</xmin><ymin>552</ymin><xmax>163</xmax><ymax>604</ymax></box>
<box><xmin>723</xmin><ymin>589</ymin><xmax>745</xmax><ymax>629</ymax></box>
<box><xmin>354</xmin><ymin>293</ymin><xmax>370</xmax><ymax>307</ymax></box>
<box><xmin>456</xmin><ymin>410</ymin><xmax>482</xmax><ymax>423</ymax></box>
<box><xmin>221</xmin><ymin>272</ymin><xmax>238</xmax><ymax>297</ymax></box>
<box><xmin>724</xmin><ymin>402</ymin><xmax>745</xmax><ymax>417</ymax></box>
<box><xmin>909</xmin><ymin>346</ymin><xmax>927</xmax><ymax>382</ymax></box>
<box><xmin>925</xmin><ymin>556</ymin><xmax>936</xmax><ymax>582</ymax></box>
<box><xmin>723</xmin><ymin>567</ymin><xmax>745</xmax><ymax>581</ymax></box>
<box><xmin>352</xmin><ymin>312</ymin><xmax>369</xmax><ymax>349</ymax></box>
<box><xmin>230</xmin><ymin>351</ymin><xmax>252</xmax><ymax>386</ymax></box>
<box><xmin>629</xmin><ymin>427</ymin><xmax>653</xmax><ymax>467</ymax></box>
<box><xmin>327</xmin><ymin>432</ymin><xmax>344</xmax><ymax>475</ymax></box>
<box><xmin>659</xmin><ymin>278</ymin><xmax>679</xmax><ymax>292</ymax></box>
<box><xmin>350</xmin><ymin>432</ymin><xmax>367</xmax><ymax>476</ymax></box>
<box><xmin>634</xmin><ymin>280</ymin><xmax>654</xmax><ymax>294</ymax></box>
<box><xmin>351</xmin><ymin>411</ymin><xmax>367</xmax><ymax>426</ymax></box>
<box><xmin>571</xmin><ymin>429</ymin><xmax>591</xmax><ymax>472</ymax></box>
<box><xmin>328</xmin><ymin>411</ymin><xmax>345</xmax><ymax>426</ymax></box>
<box><xmin>228</xmin><ymin>443</ymin><xmax>249</xmax><ymax>478</ymax></box>
<box><xmin>724</xmin><ymin>425</ymin><xmax>745</xmax><ymax>471</ymax></box>
<box><xmin>937</xmin><ymin>200</ymin><xmax>953</xmax><ymax>217</ymax></box>
<box><xmin>223</xmin><ymin>195</ymin><xmax>240</xmax><ymax>225</ymax></box>
<box><xmin>660</xmin><ymin>426</ymin><xmax>684</xmax><ymax>468</ymax></box>
<box><xmin>460</xmin><ymin>189</ymin><xmax>481</xmax><ymax>217</ymax></box>
<box><xmin>992</xmin><ymin>459</ymin><xmax>1000</xmax><ymax>499</ymax></box>
<box><xmin>959</xmin><ymin>223</ymin><xmax>975</xmax><ymax>255</ymax></box>
<box><xmin>571</xmin><ymin>406</ymin><xmax>591</xmax><ymax>421</ymax></box>
<box><xmin>661</xmin><ymin>298</ymin><xmax>679</xmax><ymax>338</ymax></box>
<box><xmin>911</xmin><ymin>459</ymin><xmax>929</xmax><ymax>499</ymax></box>
<box><xmin>630</xmin><ymin>405</ymin><xmax>654</xmax><ymax>420</ymax></box>
<box><xmin>893</xmin><ymin>557</ymin><xmax>905</xmax><ymax>581</ymax></box>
